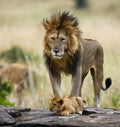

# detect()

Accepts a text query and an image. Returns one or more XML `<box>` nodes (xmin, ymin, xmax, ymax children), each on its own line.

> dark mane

<box><xmin>43</xmin><ymin>11</ymin><xmax>79</xmax><ymax>31</ymax></box>
<box><xmin>57</xmin><ymin>11</ymin><xmax>79</xmax><ymax>30</ymax></box>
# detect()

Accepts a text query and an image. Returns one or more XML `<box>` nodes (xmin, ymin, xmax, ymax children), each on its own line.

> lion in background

<box><xmin>50</xmin><ymin>96</ymin><xmax>86</xmax><ymax>115</ymax></box>
<box><xmin>0</xmin><ymin>63</ymin><xmax>29</xmax><ymax>106</ymax></box>
<box><xmin>43</xmin><ymin>11</ymin><xmax>112</xmax><ymax>107</ymax></box>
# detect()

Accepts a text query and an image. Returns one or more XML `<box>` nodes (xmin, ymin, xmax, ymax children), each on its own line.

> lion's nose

<box><xmin>54</xmin><ymin>49</ymin><xmax>59</xmax><ymax>54</ymax></box>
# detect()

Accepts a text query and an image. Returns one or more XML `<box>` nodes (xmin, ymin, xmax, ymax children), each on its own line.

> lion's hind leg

<box><xmin>90</xmin><ymin>66</ymin><xmax>103</xmax><ymax>108</ymax></box>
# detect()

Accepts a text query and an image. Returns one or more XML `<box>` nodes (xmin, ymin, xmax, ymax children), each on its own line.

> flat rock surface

<box><xmin>0</xmin><ymin>106</ymin><xmax>120</xmax><ymax>127</ymax></box>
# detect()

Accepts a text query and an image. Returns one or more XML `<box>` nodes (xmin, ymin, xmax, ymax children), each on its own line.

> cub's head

<box><xmin>75</xmin><ymin>96</ymin><xmax>87</xmax><ymax>107</ymax></box>
<box><xmin>43</xmin><ymin>11</ymin><xmax>81</xmax><ymax>59</ymax></box>
<box><xmin>49</xmin><ymin>98</ymin><xmax>63</xmax><ymax>112</ymax></box>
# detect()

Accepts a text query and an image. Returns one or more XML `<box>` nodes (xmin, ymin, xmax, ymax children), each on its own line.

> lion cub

<box><xmin>50</xmin><ymin>96</ymin><xmax>86</xmax><ymax>115</ymax></box>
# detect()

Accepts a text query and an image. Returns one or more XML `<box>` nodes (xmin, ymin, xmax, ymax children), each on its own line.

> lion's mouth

<box><xmin>51</xmin><ymin>50</ymin><xmax>64</xmax><ymax>59</ymax></box>
<box><xmin>53</xmin><ymin>55</ymin><xmax>63</xmax><ymax>59</ymax></box>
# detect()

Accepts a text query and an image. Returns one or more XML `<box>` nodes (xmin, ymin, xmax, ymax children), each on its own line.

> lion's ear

<box><xmin>49</xmin><ymin>97</ymin><xmax>53</xmax><ymax>102</ymax></box>
<box><xmin>42</xmin><ymin>19</ymin><xmax>50</xmax><ymax>31</ymax></box>
<box><xmin>58</xmin><ymin>99</ymin><xmax>64</xmax><ymax>105</ymax></box>
<box><xmin>83</xmin><ymin>100</ymin><xmax>87</xmax><ymax>107</ymax></box>
<box><xmin>71</xmin><ymin>19</ymin><xmax>78</xmax><ymax>27</ymax></box>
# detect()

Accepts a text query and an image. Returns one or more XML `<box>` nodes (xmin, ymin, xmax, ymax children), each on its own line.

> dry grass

<box><xmin>0</xmin><ymin>0</ymin><xmax>120</xmax><ymax>109</ymax></box>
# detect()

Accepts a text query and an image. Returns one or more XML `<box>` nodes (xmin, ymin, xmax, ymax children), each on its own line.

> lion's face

<box><xmin>49</xmin><ymin>98</ymin><xmax>63</xmax><ymax>112</ymax></box>
<box><xmin>44</xmin><ymin>29</ymin><xmax>70</xmax><ymax>59</ymax></box>
<box><xmin>43</xmin><ymin>12</ymin><xmax>81</xmax><ymax>60</ymax></box>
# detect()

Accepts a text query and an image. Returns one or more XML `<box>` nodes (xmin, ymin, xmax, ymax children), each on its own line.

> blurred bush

<box><xmin>111</xmin><ymin>94</ymin><xmax>120</xmax><ymax>109</ymax></box>
<box><xmin>0</xmin><ymin>77</ymin><xmax>14</xmax><ymax>106</ymax></box>
<box><xmin>0</xmin><ymin>46</ymin><xmax>39</xmax><ymax>63</ymax></box>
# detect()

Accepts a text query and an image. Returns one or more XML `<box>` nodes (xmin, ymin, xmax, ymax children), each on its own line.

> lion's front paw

<box><xmin>77</xmin><ymin>110</ymin><xmax>83</xmax><ymax>115</ymax></box>
<box><xmin>57</xmin><ymin>111</ymin><xmax>71</xmax><ymax>116</ymax></box>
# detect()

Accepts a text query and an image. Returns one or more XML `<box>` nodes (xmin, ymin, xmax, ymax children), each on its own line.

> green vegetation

<box><xmin>0</xmin><ymin>46</ymin><xmax>39</xmax><ymax>63</ymax></box>
<box><xmin>111</xmin><ymin>94</ymin><xmax>120</xmax><ymax>109</ymax></box>
<box><xmin>0</xmin><ymin>77</ymin><xmax>14</xmax><ymax>106</ymax></box>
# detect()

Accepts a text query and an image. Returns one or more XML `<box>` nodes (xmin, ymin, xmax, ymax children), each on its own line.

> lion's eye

<box><xmin>53</xmin><ymin>103</ymin><xmax>57</xmax><ymax>106</ymax></box>
<box><xmin>61</xmin><ymin>38</ymin><xmax>66</xmax><ymax>43</ymax></box>
<box><xmin>50</xmin><ymin>37</ymin><xmax>55</xmax><ymax>41</ymax></box>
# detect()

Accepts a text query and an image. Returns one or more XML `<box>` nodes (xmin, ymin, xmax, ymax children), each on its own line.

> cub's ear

<box><xmin>42</xmin><ymin>19</ymin><xmax>50</xmax><ymax>31</ymax></box>
<box><xmin>83</xmin><ymin>100</ymin><xmax>87</xmax><ymax>107</ymax></box>
<box><xmin>49</xmin><ymin>97</ymin><xmax>53</xmax><ymax>102</ymax></box>
<box><xmin>58</xmin><ymin>99</ymin><xmax>64</xmax><ymax>105</ymax></box>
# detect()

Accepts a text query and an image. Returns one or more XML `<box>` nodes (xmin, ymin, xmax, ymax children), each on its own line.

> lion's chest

<box><xmin>45</xmin><ymin>52</ymin><xmax>80</xmax><ymax>75</ymax></box>
<box><xmin>52</xmin><ymin>57</ymin><xmax>77</xmax><ymax>74</ymax></box>
<box><xmin>53</xmin><ymin>59</ymin><xmax>68</xmax><ymax>72</ymax></box>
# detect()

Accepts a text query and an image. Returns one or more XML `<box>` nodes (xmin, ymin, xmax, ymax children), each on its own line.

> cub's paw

<box><xmin>57</xmin><ymin>111</ymin><xmax>70</xmax><ymax>116</ymax></box>
<box><xmin>76</xmin><ymin>111</ymin><xmax>83</xmax><ymax>115</ymax></box>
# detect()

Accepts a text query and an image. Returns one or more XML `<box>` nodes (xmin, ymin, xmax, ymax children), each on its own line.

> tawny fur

<box><xmin>43</xmin><ymin>11</ymin><xmax>112</xmax><ymax>107</ymax></box>
<box><xmin>50</xmin><ymin>96</ymin><xmax>86</xmax><ymax>115</ymax></box>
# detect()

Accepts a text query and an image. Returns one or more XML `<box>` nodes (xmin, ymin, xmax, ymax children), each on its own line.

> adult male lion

<box><xmin>42</xmin><ymin>11</ymin><xmax>112</xmax><ymax>107</ymax></box>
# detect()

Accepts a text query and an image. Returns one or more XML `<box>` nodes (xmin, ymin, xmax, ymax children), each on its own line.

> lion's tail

<box><xmin>101</xmin><ymin>78</ymin><xmax>112</xmax><ymax>91</ymax></box>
